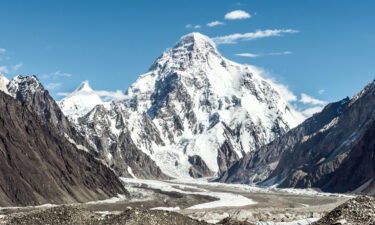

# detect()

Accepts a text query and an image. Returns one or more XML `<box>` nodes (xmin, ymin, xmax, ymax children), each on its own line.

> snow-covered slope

<box><xmin>58</xmin><ymin>81</ymin><xmax>103</xmax><ymax>122</ymax></box>
<box><xmin>72</xmin><ymin>33</ymin><xmax>305</xmax><ymax>178</ymax></box>
<box><xmin>0</xmin><ymin>74</ymin><xmax>9</xmax><ymax>94</ymax></box>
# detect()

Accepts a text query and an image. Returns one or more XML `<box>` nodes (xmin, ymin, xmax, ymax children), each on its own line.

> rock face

<box><xmin>219</xmin><ymin>97</ymin><xmax>350</xmax><ymax>184</ymax></box>
<box><xmin>312</xmin><ymin>196</ymin><xmax>375</xmax><ymax>225</ymax></box>
<box><xmin>6</xmin><ymin>75</ymin><xmax>90</xmax><ymax>152</ymax></box>
<box><xmin>0</xmin><ymin>91</ymin><xmax>127</xmax><ymax>206</ymax></box>
<box><xmin>60</xmin><ymin>32</ymin><xmax>304</xmax><ymax>179</ymax></box>
<box><xmin>221</xmin><ymin>80</ymin><xmax>375</xmax><ymax>195</ymax></box>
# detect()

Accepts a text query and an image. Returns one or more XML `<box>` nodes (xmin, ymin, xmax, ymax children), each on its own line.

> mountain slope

<box><xmin>0</xmin><ymin>91</ymin><xmax>127</xmax><ymax>207</ymax></box>
<box><xmin>0</xmin><ymin>74</ymin><xmax>9</xmax><ymax>94</ymax></box>
<box><xmin>220</xmin><ymin>80</ymin><xmax>375</xmax><ymax>195</ymax></box>
<box><xmin>63</xmin><ymin>32</ymin><xmax>305</xmax><ymax>178</ymax></box>
<box><xmin>219</xmin><ymin>97</ymin><xmax>350</xmax><ymax>184</ymax></box>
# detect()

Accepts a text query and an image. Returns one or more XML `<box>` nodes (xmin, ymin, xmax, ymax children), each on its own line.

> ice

<box><xmin>151</xmin><ymin>207</ymin><xmax>181</xmax><ymax>211</ymax></box>
<box><xmin>121</xmin><ymin>178</ymin><xmax>256</xmax><ymax>210</ymax></box>
<box><xmin>86</xmin><ymin>194</ymin><xmax>127</xmax><ymax>204</ymax></box>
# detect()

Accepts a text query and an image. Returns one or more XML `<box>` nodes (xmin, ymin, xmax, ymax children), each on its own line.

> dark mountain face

<box><xmin>6</xmin><ymin>75</ymin><xmax>91</xmax><ymax>153</ymax></box>
<box><xmin>220</xmin><ymin>80</ymin><xmax>375</xmax><ymax>195</ymax></box>
<box><xmin>219</xmin><ymin>98</ymin><xmax>350</xmax><ymax>184</ymax></box>
<box><xmin>5</xmin><ymin>75</ymin><xmax>166</xmax><ymax>179</ymax></box>
<box><xmin>269</xmin><ymin>81</ymin><xmax>375</xmax><ymax>193</ymax></box>
<box><xmin>0</xmin><ymin>91</ymin><xmax>128</xmax><ymax>206</ymax></box>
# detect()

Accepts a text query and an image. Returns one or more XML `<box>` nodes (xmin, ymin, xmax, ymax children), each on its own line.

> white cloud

<box><xmin>302</xmin><ymin>106</ymin><xmax>324</xmax><ymax>118</ymax></box>
<box><xmin>269</xmin><ymin>51</ymin><xmax>293</xmax><ymax>56</ymax></box>
<box><xmin>300</xmin><ymin>93</ymin><xmax>327</xmax><ymax>105</ymax></box>
<box><xmin>0</xmin><ymin>66</ymin><xmax>9</xmax><ymax>74</ymax></box>
<box><xmin>45</xmin><ymin>82</ymin><xmax>63</xmax><ymax>90</ymax></box>
<box><xmin>12</xmin><ymin>62</ymin><xmax>23</xmax><ymax>72</ymax></box>
<box><xmin>236</xmin><ymin>51</ymin><xmax>292</xmax><ymax>58</ymax></box>
<box><xmin>224</xmin><ymin>10</ymin><xmax>251</xmax><ymax>20</ymax></box>
<box><xmin>58</xmin><ymin>89</ymin><xmax>127</xmax><ymax>101</ymax></box>
<box><xmin>207</xmin><ymin>21</ymin><xmax>225</xmax><ymax>27</ymax></box>
<box><xmin>186</xmin><ymin>24</ymin><xmax>201</xmax><ymax>29</ymax></box>
<box><xmin>0</xmin><ymin>48</ymin><xmax>6</xmax><ymax>54</ymax></box>
<box><xmin>318</xmin><ymin>89</ymin><xmax>325</xmax><ymax>95</ymax></box>
<box><xmin>212</xmin><ymin>29</ymin><xmax>299</xmax><ymax>44</ymax></box>
<box><xmin>236</xmin><ymin>53</ymin><xmax>259</xmax><ymax>57</ymax></box>
<box><xmin>247</xmin><ymin>65</ymin><xmax>298</xmax><ymax>103</ymax></box>
<box><xmin>42</xmin><ymin>70</ymin><xmax>72</xmax><ymax>79</ymax></box>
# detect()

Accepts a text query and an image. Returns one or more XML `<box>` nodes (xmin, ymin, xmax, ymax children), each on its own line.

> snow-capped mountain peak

<box><xmin>70</xmin><ymin>32</ymin><xmax>306</xmax><ymax>178</ymax></box>
<box><xmin>7</xmin><ymin>75</ymin><xmax>45</xmax><ymax>100</ymax></box>
<box><xmin>74</xmin><ymin>80</ymin><xmax>94</xmax><ymax>92</ymax></box>
<box><xmin>58</xmin><ymin>81</ymin><xmax>103</xmax><ymax>122</ymax></box>
<box><xmin>175</xmin><ymin>32</ymin><xmax>217</xmax><ymax>52</ymax></box>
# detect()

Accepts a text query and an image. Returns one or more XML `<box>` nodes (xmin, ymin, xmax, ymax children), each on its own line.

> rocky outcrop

<box><xmin>312</xmin><ymin>196</ymin><xmax>375</xmax><ymax>225</ymax></box>
<box><xmin>0</xmin><ymin>91</ymin><xmax>127</xmax><ymax>206</ymax></box>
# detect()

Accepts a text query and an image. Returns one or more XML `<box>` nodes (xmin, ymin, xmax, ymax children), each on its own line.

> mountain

<box><xmin>218</xmin><ymin>97</ymin><xmax>350</xmax><ymax>184</ymax></box>
<box><xmin>0</xmin><ymin>90</ymin><xmax>127</xmax><ymax>207</ymax></box>
<box><xmin>61</xmin><ymin>32</ymin><xmax>305</xmax><ymax>179</ymax></box>
<box><xmin>58</xmin><ymin>80</ymin><xmax>103</xmax><ymax>122</ymax></box>
<box><xmin>220</xmin><ymin>80</ymin><xmax>375</xmax><ymax>195</ymax></box>
<box><xmin>6</xmin><ymin>75</ymin><xmax>95</xmax><ymax>155</ymax></box>
<box><xmin>0</xmin><ymin>74</ymin><xmax>9</xmax><ymax>94</ymax></box>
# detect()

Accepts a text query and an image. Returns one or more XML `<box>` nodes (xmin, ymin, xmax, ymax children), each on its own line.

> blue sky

<box><xmin>0</xmin><ymin>0</ymin><xmax>374</xmax><ymax>110</ymax></box>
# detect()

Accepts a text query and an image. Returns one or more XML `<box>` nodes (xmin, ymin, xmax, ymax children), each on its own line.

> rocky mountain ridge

<box><xmin>220</xmin><ymin>79</ymin><xmax>375</xmax><ymax>195</ymax></box>
<box><xmin>0</xmin><ymin>90</ymin><xmax>127</xmax><ymax>206</ymax></box>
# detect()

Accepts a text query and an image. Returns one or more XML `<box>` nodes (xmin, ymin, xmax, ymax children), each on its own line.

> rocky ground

<box><xmin>0</xmin><ymin>205</ymin><xmax>255</xmax><ymax>225</ymax></box>
<box><xmin>312</xmin><ymin>196</ymin><xmax>375</xmax><ymax>225</ymax></box>
<box><xmin>0</xmin><ymin>179</ymin><xmax>356</xmax><ymax>225</ymax></box>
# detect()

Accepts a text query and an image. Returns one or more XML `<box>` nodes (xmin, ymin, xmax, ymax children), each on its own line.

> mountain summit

<box><xmin>59</xmin><ymin>80</ymin><xmax>103</xmax><ymax>121</ymax></box>
<box><xmin>61</xmin><ymin>32</ymin><xmax>305</xmax><ymax>178</ymax></box>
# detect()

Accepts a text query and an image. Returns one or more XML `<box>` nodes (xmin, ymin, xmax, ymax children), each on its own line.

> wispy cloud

<box><xmin>58</xmin><ymin>89</ymin><xmax>127</xmax><ymax>101</ymax></box>
<box><xmin>0</xmin><ymin>66</ymin><xmax>9</xmax><ymax>74</ymax></box>
<box><xmin>224</xmin><ymin>10</ymin><xmax>251</xmax><ymax>20</ymax></box>
<box><xmin>207</xmin><ymin>21</ymin><xmax>225</xmax><ymax>27</ymax></box>
<box><xmin>300</xmin><ymin>93</ymin><xmax>327</xmax><ymax>105</ymax></box>
<box><xmin>302</xmin><ymin>106</ymin><xmax>324</xmax><ymax>117</ymax></box>
<box><xmin>45</xmin><ymin>82</ymin><xmax>63</xmax><ymax>90</ymax></box>
<box><xmin>236</xmin><ymin>53</ymin><xmax>259</xmax><ymax>58</ymax></box>
<box><xmin>247</xmin><ymin>65</ymin><xmax>298</xmax><ymax>103</ymax></box>
<box><xmin>236</xmin><ymin>51</ymin><xmax>292</xmax><ymax>58</ymax></box>
<box><xmin>12</xmin><ymin>62</ymin><xmax>23</xmax><ymax>72</ymax></box>
<box><xmin>42</xmin><ymin>70</ymin><xmax>72</xmax><ymax>79</ymax></box>
<box><xmin>185</xmin><ymin>24</ymin><xmax>201</xmax><ymax>29</ymax></box>
<box><xmin>0</xmin><ymin>48</ymin><xmax>6</xmax><ymax>54</ymax></box>
<box><xmin>212</xmin><ymin>29</ymin><xmax>299</xmax><ymax>44</ymax></box>
<box><xmin>318</xmin><ymin>89</ymin><xmax>325</xmax><ymax>95</ymax></box>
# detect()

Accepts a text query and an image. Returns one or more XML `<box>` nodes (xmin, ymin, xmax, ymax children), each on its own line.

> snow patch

<box><xmin>151</xmin><ymin>206</ymin><xmax>181</xmax><ymax>212</ymax></box>
<box><xmin>86</xmin><ymin>194</ymin><xmax>127</xmax><ymax>204</ymax></box>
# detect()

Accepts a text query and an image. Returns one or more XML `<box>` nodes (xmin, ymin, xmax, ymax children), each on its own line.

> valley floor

<box><xmin>0</xmin><ymin>179</ymin><xmax>352</xmax><ymax>224</ymax></box>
